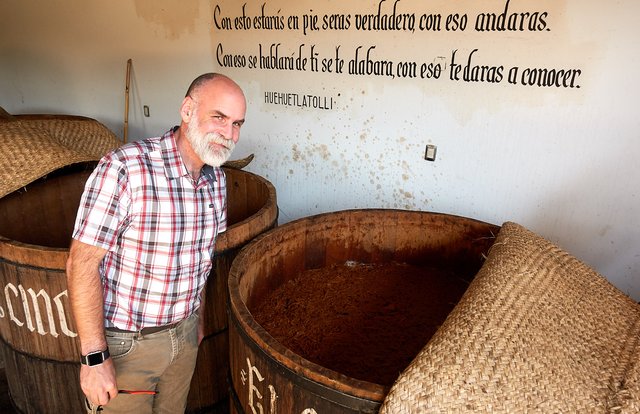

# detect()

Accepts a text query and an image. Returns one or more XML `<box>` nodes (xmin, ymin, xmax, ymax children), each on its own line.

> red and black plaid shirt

<box><xmin>72</xmin><ymin>127</ymin><xmax>227</xmax><ymax>330</ymax></box>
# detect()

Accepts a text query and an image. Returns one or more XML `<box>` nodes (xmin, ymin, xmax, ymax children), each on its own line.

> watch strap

<box><xmin>81</xmin><ymin>349</ymin><xmax>110</xmax><ymax>366</ymax></box>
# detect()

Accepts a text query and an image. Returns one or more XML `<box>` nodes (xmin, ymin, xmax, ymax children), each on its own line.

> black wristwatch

<box><xmin>81</xmin><ymin>349</ymin><xmax>110</xmax><ymax>366</ymax></box>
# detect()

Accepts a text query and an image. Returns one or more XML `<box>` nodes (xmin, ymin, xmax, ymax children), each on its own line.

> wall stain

<box><xmin>134</xmin><ymin>0</ymin><xmax>201</xmax><ymax>39</ymax></box>
<box><xmin>292</xmin><ymin>144</ymin><xmax>303</xmax><ymax>161</ymax></box>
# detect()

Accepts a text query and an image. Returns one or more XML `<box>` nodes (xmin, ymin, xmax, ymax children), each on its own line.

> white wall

<box><xmin>1</xmin><ymin>0</ymin><xmax>638</xmax><ymax>300</ymax></box>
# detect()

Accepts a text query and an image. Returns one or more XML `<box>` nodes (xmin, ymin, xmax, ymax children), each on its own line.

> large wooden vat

<box><xmin>0</xmin><ymin>164</ymin><xmax>93</xmax><ymax>414</ymax></box>
<box><xmin>0</xmin><ymin>163</ymin><xmax>277</xmax><ymax>413</ymax></box>
<box><xmin>228</xmin><ymin>209</ymin><xmax>499</xmax><ymax>413</ymax></box>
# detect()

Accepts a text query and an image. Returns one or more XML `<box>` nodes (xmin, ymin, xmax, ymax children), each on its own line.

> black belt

<box><xmin>107</xmin><ymin>321</ymin><xmax>181</xmax><ymax>336</ymax></box>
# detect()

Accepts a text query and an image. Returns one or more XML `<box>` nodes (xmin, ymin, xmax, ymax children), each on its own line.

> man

<box><xmin>66</xmin><ymin>73</ymin><xmax>246</xmax><ymax>413</ymax></box>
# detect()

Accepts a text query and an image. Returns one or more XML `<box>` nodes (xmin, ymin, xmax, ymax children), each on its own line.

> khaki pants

<box><xmin>86</xmin><ymin>312</ymin><xmax>199</xmax><ymax>414</ymax></box>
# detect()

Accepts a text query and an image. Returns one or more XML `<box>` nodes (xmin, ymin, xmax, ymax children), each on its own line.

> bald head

<box><xmin>185</xmin><ymin>73</ymin><xmax>244</xmax><ymax>100</ymax></box>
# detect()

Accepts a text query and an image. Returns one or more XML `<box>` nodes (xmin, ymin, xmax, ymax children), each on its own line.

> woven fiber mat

<box><xmin>0</xmin><ymin>115</ymin><xmax>121</xmax><ymax>198</ymax></box>
<box><xmin>381</xmin><ymin>221</ymin><xmax>640</xmax><ymax>413</ymax></box>
<box><xmin>0</xmin><ymin>106</ymin><xmax>12</xmax><ymax>120</ymax></box>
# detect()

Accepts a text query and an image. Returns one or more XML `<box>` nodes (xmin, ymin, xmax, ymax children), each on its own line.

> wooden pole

<box><xmin>124</xmin><ymin>58</ymin><xmax>132</xmax><ymax>143</ymax></box>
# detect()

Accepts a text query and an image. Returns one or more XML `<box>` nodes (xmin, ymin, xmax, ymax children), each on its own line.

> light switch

<box><xmin>425</xmin><ymin>144</ymin><xmax>437</xmax><ymax>161</ymax></box>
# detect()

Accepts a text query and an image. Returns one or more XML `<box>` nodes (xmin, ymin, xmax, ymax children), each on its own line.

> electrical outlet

<box><xmin>425</xmin><ymin>144</ymin><xmax>437</xmax><ymax>161</ymax></box>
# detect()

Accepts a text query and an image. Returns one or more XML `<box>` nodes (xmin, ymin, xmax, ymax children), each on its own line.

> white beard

<box><xmin>185</xmin><ymin>116</ymin><xmax>235</xmax><ymax>167</ymax></box>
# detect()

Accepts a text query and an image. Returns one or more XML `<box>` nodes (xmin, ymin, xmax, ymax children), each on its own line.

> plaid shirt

<box><xmin>72</xmin><ymin>127</ymin><xmax>227</xmax><ymax>330</ymax></box>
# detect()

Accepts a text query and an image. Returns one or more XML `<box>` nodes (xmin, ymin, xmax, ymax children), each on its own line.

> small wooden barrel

<box><xmin>0</xmin><ymin>164</ymin><xmax>277</xmax><ymax>413</ymax></box>
<box><xmin>228</xmin><ymin>209</ymin><xmax>499</xmax><ymax>414</ymax></box>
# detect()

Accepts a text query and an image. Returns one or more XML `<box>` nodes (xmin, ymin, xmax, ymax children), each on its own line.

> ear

<box><xmin>180</xmin><ymin>96</ymin><xmax>194</xmax><ymax>123</ymax></box>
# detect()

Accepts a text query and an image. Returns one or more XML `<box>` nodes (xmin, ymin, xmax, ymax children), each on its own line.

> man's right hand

<box><xmin>80</xmin><ymin>358</ymin><xmax>119</xmax><ymax>407</ymax></box>
<box><xmin>67</xmin><ymin>240</ymin><xmax>115</xmax><ymax>406</ymax></box>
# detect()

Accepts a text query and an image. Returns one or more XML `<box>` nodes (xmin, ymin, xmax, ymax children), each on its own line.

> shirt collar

<box><xmin>161</xmin><ymin>126</ymin><xmax>217</xmax><ymax>184</ymax></box>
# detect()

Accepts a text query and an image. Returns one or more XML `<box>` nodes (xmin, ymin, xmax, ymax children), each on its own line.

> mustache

<box><xmin>206</xmin><ymin>132</ymin><xmax>234</xmax><ymax>151</ymax></box>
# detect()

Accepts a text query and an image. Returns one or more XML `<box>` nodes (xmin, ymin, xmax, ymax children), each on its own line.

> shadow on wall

<box><xmin>527</xmin><ymin>153</ymin><xmax>638</xmax><ymax>300</ymax></box>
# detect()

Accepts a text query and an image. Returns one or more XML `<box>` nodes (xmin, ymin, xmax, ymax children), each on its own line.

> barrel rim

<box><xmin>228</xmin><ymin>208</ymin><xmax>499</xmax><ymax>401</ymax></box>
<box><xmin>229</xmin><ymin>307</ymin><xmax>384</xmax><ymax>411</ymax></box>
<box><xmin>214</xmin><ymin>167</ymin><xmax>278</xmax><ymax>254</ymax></box>
<box><xmin>0</xmin><ymin>168</ymin><xmax>277</xmax><ymax>269</ymax></box>
<box><xmin>0</xmin><ymin>235</ymin><xmax>68</xmax><ymax>269</ymax></box>
<box><xmin>228</xmin><ymin>208</ymin><xmax>499</xmax><ymax>402</ymax></box>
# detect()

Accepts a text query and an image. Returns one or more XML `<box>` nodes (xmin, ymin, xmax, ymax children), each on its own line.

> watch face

<box><xmin>86</xmin><ymin>352</ymin><xmax>105</xmax><ymax>366</ymax></box>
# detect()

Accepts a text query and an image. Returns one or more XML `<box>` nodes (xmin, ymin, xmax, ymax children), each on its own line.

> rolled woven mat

<box><xmin>0</xmin><ymin>106</ymin><xmax>13</xmax><ymax>120</ymax></box>
<box><xmin>0</xmin><ymin>115</ymin><xmax>121</xmax><ymax>198</ymax></box>
<box><xmin>380</xmin><ymin>221</ymin><xmax>640</xmax><ymax>413</ymax></box>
